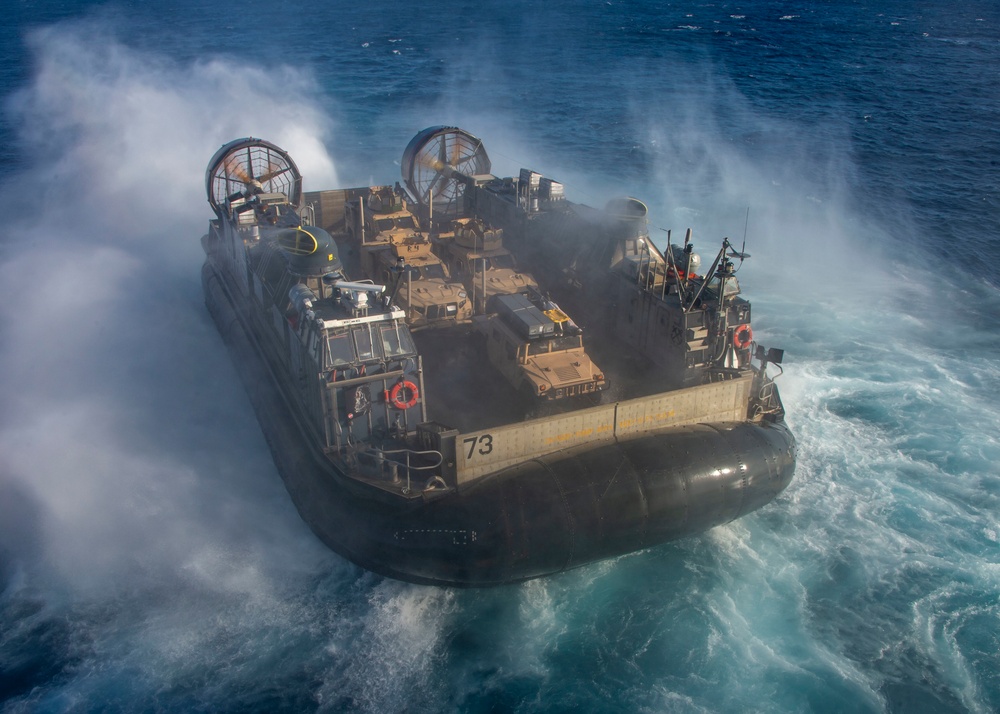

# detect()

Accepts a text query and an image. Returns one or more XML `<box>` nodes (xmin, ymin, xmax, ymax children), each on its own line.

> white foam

<box><xmin>0</xmin><ymin>16</ymin><xmax>350</xmax><ymax>583</ymax></box>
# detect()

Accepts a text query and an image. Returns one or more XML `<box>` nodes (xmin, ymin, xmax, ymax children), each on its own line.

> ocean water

<box><xmin>1</xmin><ymin>1</ymin><xmax>998</xmax><ymax>712</ymax></box>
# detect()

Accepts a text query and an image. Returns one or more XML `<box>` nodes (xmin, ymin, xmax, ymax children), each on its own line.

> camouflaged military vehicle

<box><xmin>477</xmin><ymin>290</ymin><xmax>606</xmax><ymax>401</ymax></box>
<box><xmin>434</xmin><ymin>216</ymin><xmax>537</xmax><ymax>314</ymax></box>
<box><xmin>329</xmin><ymin>185</ymin><xmax>472</xmax><ymax>329</ymax></box>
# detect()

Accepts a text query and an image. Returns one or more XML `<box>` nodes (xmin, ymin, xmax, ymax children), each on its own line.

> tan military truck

<box><xmin>478</xmin><ymin>291</ymin><xmax>606</xmax><ymax>400</ymax></box>
<box><xmin>344</xmin><ymin>186</ymin><xmax>472</xmax><ymax>329</ymax></box>
<box><xmin>436</xmin><ymin>217</ymin><xmax>537</xmax><ymax>314</ymax></box>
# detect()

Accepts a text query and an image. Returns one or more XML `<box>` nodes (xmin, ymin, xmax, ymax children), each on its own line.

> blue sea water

<box><xmin>1</xmin><ymin>1</ymin><xmax>998</xmax><ymax>712</ymax></box>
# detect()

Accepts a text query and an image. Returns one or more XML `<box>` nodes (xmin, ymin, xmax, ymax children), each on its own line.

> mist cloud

<box><xmin>0</xmin><ymin>20</ymin><xmax>338</xmax><ymax>594</ymax></box>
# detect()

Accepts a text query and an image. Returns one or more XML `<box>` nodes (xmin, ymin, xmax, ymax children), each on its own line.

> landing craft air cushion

<box><xmin>201</xmin><ymin>127</ymin><xmax>796</xmax><ymax>586</ymax></box>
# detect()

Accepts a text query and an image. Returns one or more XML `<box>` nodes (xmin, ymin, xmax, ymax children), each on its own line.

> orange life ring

<box><xmin>733</xmin><ymin>324</ymin><xmax>753</xmax><ymax>349</ymax></box>
<box><xmin>389</xmin><ymin>380</ymin><xmax>419</xmax><ymax>409</ymax></box>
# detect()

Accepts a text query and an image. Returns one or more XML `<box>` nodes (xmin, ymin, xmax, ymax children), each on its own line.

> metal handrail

<box><xmin>357</xmin><ymin>447</ymin><xmax>445</xmax><ymax>494</ymax></box>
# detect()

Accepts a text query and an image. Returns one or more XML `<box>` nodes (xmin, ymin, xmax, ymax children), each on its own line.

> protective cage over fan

<box><xmin>206</xmin><ymin>138</ymin><xmax>303</xmax><ymax>218</ymax></box>
<box><xmin>400</xmin><ymin>126</ymin><xmax>491</xmax><ymax>219</ymax></box>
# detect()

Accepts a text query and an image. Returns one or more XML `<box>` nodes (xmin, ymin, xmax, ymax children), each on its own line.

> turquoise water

<box><xmin>1</xmin><ymin>2</ymin><xmax>998</xmax><ymax>712</ymax></box>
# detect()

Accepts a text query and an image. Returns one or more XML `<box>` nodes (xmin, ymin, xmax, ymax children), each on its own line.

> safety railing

<box><xmin>357</xmin><ymin>447</ymin><xmax>446</xmax><ymax>495</ymax></box>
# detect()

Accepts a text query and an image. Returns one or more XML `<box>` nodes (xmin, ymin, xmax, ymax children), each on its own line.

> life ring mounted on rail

<box><xmin>388</xmin><ymin>380</ymin><xmax>419</xmax><ymax>410</ymax></box>
<box><xmin>733</xmin><ymin>324</ymin><xmax>753</xmax><ymax>350</ymax></box>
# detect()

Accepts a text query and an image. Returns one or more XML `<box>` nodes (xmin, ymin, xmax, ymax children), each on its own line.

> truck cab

<box><xmin>479</xmin><ymin>292</ymin><xmax>606</xmax><ymax>400</ymax></box>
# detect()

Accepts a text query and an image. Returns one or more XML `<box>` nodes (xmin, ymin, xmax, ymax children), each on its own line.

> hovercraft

<box><xmin>200</xmin><ymin>127</ymin><xmax>795</xmax><ymax>586</ymax></box>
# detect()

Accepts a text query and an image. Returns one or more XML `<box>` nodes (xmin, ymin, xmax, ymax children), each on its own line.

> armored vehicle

<box><xmin>319</xmin><ymin>184</ymin><xmax>471</xmax><ymax>330</ymax></box>
<box><xmin>434</xmin><ymin>216</ymin><xmax>538</xmax><ymax>314</ymax></box>
<box><xmin>478</xmin><ymin>291</ymin><xmax>606</xmax><ymax>401</ymax></box>
<box><xmin>201</xmin><ymin>128</ymin><xmax>796</xmax><ymax>587</ymax></box>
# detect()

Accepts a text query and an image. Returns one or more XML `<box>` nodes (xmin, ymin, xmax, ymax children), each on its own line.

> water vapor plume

<box><xmin>0</xmin><ymin>19</ymin><xmax>340</xmax><ymax>595</ymax></box>
<box><xmin>623</xmin><ymin>65</ymin><xmax>866</xmax><ymax>288</ymax></box>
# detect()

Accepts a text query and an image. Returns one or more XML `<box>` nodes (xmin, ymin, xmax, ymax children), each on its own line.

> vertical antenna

<box><xmin>741</xmin><ymin>207</ymin><xmax>749</xmax><ymax>258</ymax></box>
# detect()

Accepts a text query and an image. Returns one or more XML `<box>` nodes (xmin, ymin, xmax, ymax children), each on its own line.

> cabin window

<box><xmin>550</xmin><ymin>335</ymin><xmax>583</xmax><ymax>352</ymax></box>
<box><xmin>326</xmin><ymin>332</ymin><xmax>355</xmax><ymax>367</ymax></box>
<box><xmin>380</xmin><ymin>323</ymin><xmax>416</xmax><ymax>358</ymax></box>
<box><xmin>420</xmin><ymin>264</ymin><xmax>447</xmax><ymax>281</ymax></box>
<box><xmin>527</xmin><ymin>341</ymin><xmax>550</xmax><ymax>356</ymax></box>
<box><xmin>489</xmin><ymin>254</ymin><xmax>516</xmax><ymax>270</ymax></box>
<box><xmin>353</xmin><ymin>325</ymin><xmax>377</xmax><ymax>361</ymax></box>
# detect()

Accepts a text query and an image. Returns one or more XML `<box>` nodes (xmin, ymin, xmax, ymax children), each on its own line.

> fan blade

<box><xmin>244</xmin><ymin>147</ymin><xmax>255</xmax><ymax>181</ymax></box>
<box><xmin>257</xmin><ymin>163</ymin><xmax>290</xmax><ymax>184</ymax></box>
<box><xmin>425</xmin><ymin>171</ymin><xmax>444</xmax><ymax>200</ymax></box>
<box><xmin>438</xmin><ymin>137</ymin><xmax>450</xmax><ymax>169</ymax></box>
<box><xmin>224</xmin><ymin>156</ymin><xmax>251</xmax><ymax>184</ymax></box>
<box><xmin>417</xmin><ymin>150</ymin><xmax>445</xmax><ymax>172</ymax></box>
